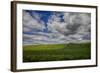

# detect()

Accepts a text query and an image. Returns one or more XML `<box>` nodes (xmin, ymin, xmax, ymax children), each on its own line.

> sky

<box><xmin>23</xmin><ymin>10</ymin><xmax>91</xmax><ymax>45</ymax></box>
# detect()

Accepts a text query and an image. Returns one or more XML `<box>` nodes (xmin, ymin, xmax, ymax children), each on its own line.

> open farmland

<box><xmin>23</xmin><ymin>43</ymin><xmax>91</xmax><ymax>62</ymax></box>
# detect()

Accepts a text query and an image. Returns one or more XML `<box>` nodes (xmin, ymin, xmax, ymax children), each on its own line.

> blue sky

<box><xmin>24</xmin><ymin>10</ymin><xmax>64</xmax><ymax>33</ymax></box>
<box><xmin>23</xmin><ymin>10</ymin><xmax>91</xmax><ymax>45</ymax></box>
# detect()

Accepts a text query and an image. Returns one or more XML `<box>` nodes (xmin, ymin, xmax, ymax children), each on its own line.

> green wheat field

<box><xmin>23</xmin><ymin>43</ymin><xmax>91</xmax><ymax>62</ymax></box>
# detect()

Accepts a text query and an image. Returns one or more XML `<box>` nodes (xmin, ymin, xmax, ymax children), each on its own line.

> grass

<box><xmin>23</xmin><ymin>43</ymin><xmax>91</xmax><ymax>62</ymax></box>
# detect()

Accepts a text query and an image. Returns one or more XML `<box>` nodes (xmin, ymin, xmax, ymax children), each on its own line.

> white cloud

<box><xmin>23</xmin><ymin>27</ymin><xmax>31</xmax><ymax>32</ymax></box>
<box><xmin>23</xmin><ymin>32</ymin><xmax>70</xmax><ymax>45</ymax></box>
<box><xmin>47</xmin><ymin>14</ymin><xmax>68</xmax><ymax>34</ymax></box>
<box><xmin>47</xmin><ymin>12</ymin><xmax>91</xmax><ymax>43</ymax></box>
<box><xmin>79</xmin><ymin>13</ymin><xmax>91</xmax><ymax>25</ymax></box>
<box><xmin>23</xmin><ymin>11</ymin><xmax>91</xmax><ymax>45</ymax></box>
<box><xmin>63</xmin><ymin>13</ymin><xmax>71</xmax><ymax>23</ymax></box>
<box><xmin>23</xmin><ymin>11</ymin><xmax>45</xmax><ymax>32</ymax></box>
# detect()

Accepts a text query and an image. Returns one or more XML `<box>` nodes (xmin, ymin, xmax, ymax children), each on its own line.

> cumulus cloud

<box><xmin>23</xmin><ymin>11</ymin><xmax>45</xmax><ymax>33</ymax></box>
<box><xmin>47</xmin><ymin>12</ymin><xmax>91</xmax><ymax>43</ymax></box>
<box><xmin>47</xmin><ymin>14</ymin><xmax>68</xmax><ymax>33</ymax></box>
<box><xmin>23</xmin><ymin>10</ymin><xmax>91</xmax><ymax>45</ymax></box>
